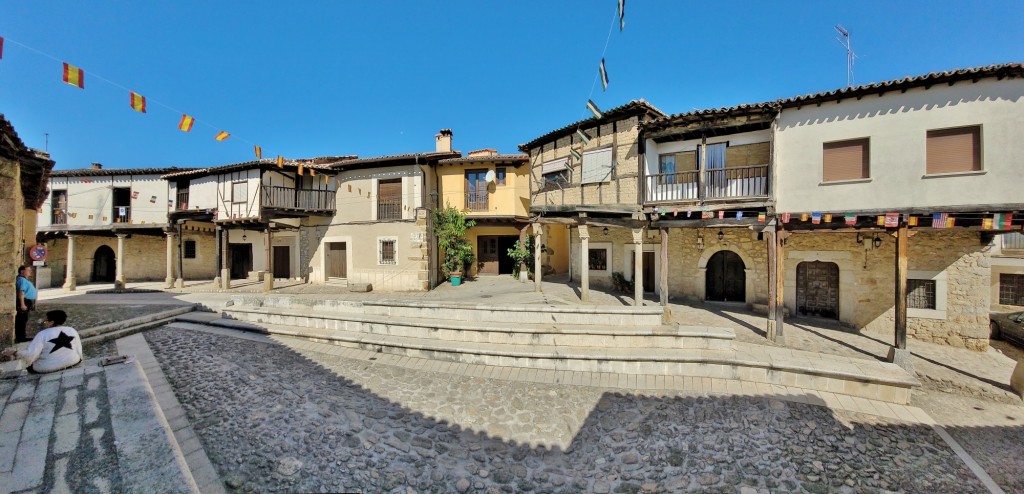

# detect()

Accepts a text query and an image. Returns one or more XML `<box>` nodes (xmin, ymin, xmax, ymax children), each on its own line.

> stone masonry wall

<box><xmin>43</xmin><ymin>234</ymin><xmax>180</xmax><ymax>286</ymax></box>
<box><xmin>0</xmin><ymin>158</ymin><xmax>23</xmax><ymax>344</ymax></box>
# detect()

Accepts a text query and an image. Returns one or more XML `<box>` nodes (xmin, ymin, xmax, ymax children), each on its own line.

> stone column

<box><xmin>264</xmin><ymin>227</ymin><xmax>274</xmax><ymax>292</ymax></box>
<box><xmin>114</xmin><ymin>234</ymin><xmax>127</xmax><ymax>289</ymax></box>
<box><xmin>532</xmin><ymin>222</ymin><xmax>544</xmax><ymax>292</ymax></box>
<box><xmin>579</xmin><ymin>225</ymin><xmax>590</xmax><ymax>302</ymax></box>
<box><xmin>175</xmin><ymin>223</ymin><xmax>185</xmax><ymax>289</ymax></box>
<box><xmin>164</xmin><ymin>232</ymin><xmax>176</xmax><ymax>288</ymax></box>
<box><xmin>221</xmin><ymin>229</ymin><xmax>231</xmax><ymax>290</ymax></box>
<box><xmin>62</xmin><ymin>234</ymin><xmax>76</xmax><ymax>291</ymax></box>
<box><xmin>213</xmin><ymin>227</ymin><xmax>222</xmax><ymax>289</ymax></box>
<box><xmin>659</xmin><ymin>228</ymin><xmax>669</xmax><ymax>307</ymax></box>
<box><xmin>518</xmin><ymin>225</ymin><xmax>529</xmax><ymax>282</ymax></box>
<box><xmin>632</xmin><ymin>228</ymin><xmax>644</xmax><ymax>306</ymax></box>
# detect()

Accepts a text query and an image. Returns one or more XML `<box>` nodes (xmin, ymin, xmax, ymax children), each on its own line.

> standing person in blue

<box><xmin>15</xmin><ymin>265</ymin><xmax>37</xmax><ymax>343</ymax></box>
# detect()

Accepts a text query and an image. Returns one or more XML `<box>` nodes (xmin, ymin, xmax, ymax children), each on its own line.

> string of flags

<box><xmin>1</xmin><ymin>34</ymin><xmax>280</xmax><ymax>163</ymax></box>
<box><xmin>649</xmin><ymin>207</ymin><xmax>1016</xmax><ymax>231</ymax></box>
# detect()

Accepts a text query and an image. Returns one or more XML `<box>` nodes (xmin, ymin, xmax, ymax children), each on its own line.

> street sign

<box><xmin>28</xmin><ymin>244</ymin><xmax>48</xmax><ymax>262</ymax></box>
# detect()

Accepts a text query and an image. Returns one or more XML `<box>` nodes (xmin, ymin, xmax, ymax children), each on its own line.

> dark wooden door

<box><xmin>273</xmin><ymin>246</ymin><xmax>290</xmax><ymax>279</ymax></box>
<box><xmin>497</xmin><ymin>236</ymin><xmax>518</xmax><ymax>275</ymax></box>
<box><xmin>229</xmin><ymin>244</ymin><xmax>253</xmax><ymax>280</ymax></box>
<box><xmin>92</xmin><ymin>245</ymin><xmax>116</xmax><ymax>282</ymax></box>
<box><xmin>797</xmin><ymin>261</ymin><xmax>839</xmax><ymax>318</ymax></box>
<box><xmin>643</xmin><ymin>251</ymin><xmax>656</xmax><ymax>292</ymax></box>
<box><xmin>477</xmin><ymin>236</ymin><xmax>499</xmax><ymax>275</ymax></box>
<box><xmin>705</xmin><ymin>250</ymin><xmax>745</xmax><ymax>302</ymax></box>
<box><xmin>327</xmin><ymin>242</ymin><xmax>347</xmax><ymax>278</ymax></box>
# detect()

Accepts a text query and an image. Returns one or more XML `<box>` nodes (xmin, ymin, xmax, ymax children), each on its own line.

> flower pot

<box><xmin>450</xmin><ymin>273</ymin><xmax>462</xmax><ymax>286</ymax></box>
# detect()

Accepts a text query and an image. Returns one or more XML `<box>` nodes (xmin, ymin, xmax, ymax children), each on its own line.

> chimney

<box><xmin>91</xmin><ymin>162</ymin><xmax>103</xmax><ymax>170</ymax></box>
<box><xmin>435</xmin><ymin>129</ymin><xmax>453</xmax><ymax>153</ymax></box>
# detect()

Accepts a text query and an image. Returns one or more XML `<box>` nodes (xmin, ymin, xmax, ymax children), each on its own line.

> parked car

<box><xmin>990</xmin><ymin>311</ymin><xmax>1024</xmax><ymax>347</ymax></box>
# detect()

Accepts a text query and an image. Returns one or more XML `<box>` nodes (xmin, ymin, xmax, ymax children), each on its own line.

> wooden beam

<box><xmin>660</xmin><ymin>228</ymin><xmax>669</xmax><ymax>307</ymax></box>
<box><xmin>894</xmin><ymin>223</ymin><xmax>908</xmax><ymax>350</ymax></box>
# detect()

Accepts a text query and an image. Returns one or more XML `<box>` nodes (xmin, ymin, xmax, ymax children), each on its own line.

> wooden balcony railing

<box><xmin>465</xmin><ymin>191</ymin><xmax>489</xmax><ymax>212</ymax></box>
<box><xmin>176</xmin><ymin>190</ymin><xmax>189</xmax><ymax>210</ymax></box>
<box><xmin>645</xmin><ymin>164</ymin><xmax>769</xmax><ymax>203</ymax></box>
<box><xmin>262</xmin><ymin>186</ymin><xmax>336</xmax><ymax>210</ymax></box>
<box><xmin>51</xmin><ymin>209</ymin><xmax>67</xmax><ymax>225</ymax></box>
<box><xmin>377</xmin><ymin>200</ymin><xmax>402</xmax><ymax>220</ymax></box>
<box><xmin>113</xmin><ymin>206</ymin><xmax>131</xmax><ymax>223</ymax></box>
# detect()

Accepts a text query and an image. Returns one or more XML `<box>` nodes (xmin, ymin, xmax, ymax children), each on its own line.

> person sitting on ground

<box><xmin>2</xmin><ymin>310</ymin><xmax>83</xmax><ymax>373</ymax></box>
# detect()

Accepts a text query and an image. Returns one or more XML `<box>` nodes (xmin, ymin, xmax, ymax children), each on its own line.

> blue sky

<box><xmin>1</xmin><ymin>1</ymin><xmax>1022</xmax><ymax>170</ymax></box>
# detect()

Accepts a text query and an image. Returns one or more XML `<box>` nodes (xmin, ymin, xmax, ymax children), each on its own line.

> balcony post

<box><xmin>532</xmin><ymin>222</ymin><xmax>544</xmax><ymax>293</ymax></box>
<box><xmin>888</xmin><ymin>222</ymin><xmax>913</xmax><ymax>373</ymax></box>
<box><xmin>263</xmin><ymin>227</ymin><xmax>274</xmax><ymax>293</ymax></box>
<box><xmin>176</xmin><ymin>222</ymin><xmax>185</xmax><ymax>288</ymax></box>
<box><xmin>221</xmin><ymin>228</ymin><xmax>231</xmax><ymax>289</ymax></box>
<box><xmin>579</xmin><ymin>225</ymin><xmax>590</xmax><ymax>302</ymax></box>
<box><xmin>213</xmin><ymin>226</ymin><xmax>222</xmax><ymax>289</ymax></box>
<box><xmin>632</xmin><ymin>228</ymin><xmax>644</xmax><ymax>306</ymax></box>
<box><xmin>660</xmin><ymin>228</ymin><xmax>669</xmax><ymax>307</ymax></box>
<box><xmin>62</xmin><ymin>234</ymin><xmax>76</xmax><ymax>291</ymax></box>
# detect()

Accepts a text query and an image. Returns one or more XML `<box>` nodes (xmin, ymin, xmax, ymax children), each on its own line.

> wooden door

<box><xmin>477</xmin><ymin>236</ymin><xmax>499</xmax><ymax>275</ymax></box>
<box><xmin>642</xmin><ymin>251</ymin><xmax>656</xmax><ymax>292</ymax></box>
<box><xmin>327</xmin><ymin>242</ymin><xmax>347</xmax><ymax>278</ymax></box>
<box><xmin>273</xmin><ymin>246</ymin><xmax>290</xmax><ymax>279</ymax></box>
<box><xmin>797</xmin><ymin>261</ymin><xmax>839</xmax><ymax>318</ymax></box>
<box><xmin>229</xmin><ymin>244</ymin><xmax>253</xmax><ymax>280</ymax></box>
<box><xmin>705</xmin><ymin>250</ymin><xmax>745</xmax><ymax>302</ymax></box>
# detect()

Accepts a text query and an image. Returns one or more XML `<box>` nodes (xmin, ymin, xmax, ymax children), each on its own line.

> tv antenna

<box><xmin>835</xmin><ymin>24</ymin><xmax>856</xmax><ymax>88</ymax></box>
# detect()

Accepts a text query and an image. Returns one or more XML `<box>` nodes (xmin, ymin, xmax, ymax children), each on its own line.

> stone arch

<box><xmin>92</xmin><ymin>245</ymin><xmax>116</xmax><ymax>282</ymax></box>
<box><xmin>696</xmin><ymin>246</ymin><xmax>755</xmax><ymax>304</ymax></box>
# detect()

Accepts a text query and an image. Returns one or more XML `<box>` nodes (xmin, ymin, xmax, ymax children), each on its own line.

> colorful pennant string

<box><xmin>276</xmin><ymin>156</ymin><xmax>284</xmax><ymax>168</ymax></box>
<box><xmin>214</xmin><ymin>131</ymin><xmax>230</xmax><ymax>141</ymax></box>
<box><xmin>129</xmin><ymin>91</ymin><xmax>146</xmax><ymax>113</ymax></box>
<box><xmin>62</xmin><ymin>62</ymin><xmax>84</xmax><ymax>88</ymax></box>
<box><xmin>757</xmin><ymin>213</ymin><xmax>766</xmax><ymax>222</ymax></box>
<box><xmin>586</xmin><ymin>99</ymin><xmax>603</xmax><ymax>119</ymax></box>
<box><xmin>178</xmin><ymin>114</ymin><xmax>194</xmax><ymax>132</ymax></box>
<box><xmin>254</xmin><ymin>145</ymin><xmax>262</xmax><ymax>159</ymax></box>
<box><xmin>599</xmin><ymin>58</ymin><xmax>609</xmax><ymax>91</ymax></box>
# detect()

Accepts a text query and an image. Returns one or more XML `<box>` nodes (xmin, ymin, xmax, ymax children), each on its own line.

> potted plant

<box><xmin>507</xmin><ymin>235</ymin><xmax>535</xmax><ymax>281</ymax></box>
<box><xmin>433</xmin><ymin>204</ymin><xmax>476</xmax><ymax>286</ymax></box>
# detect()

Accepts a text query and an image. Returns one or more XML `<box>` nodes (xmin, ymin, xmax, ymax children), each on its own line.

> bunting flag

<box><xmin>781</xmin><ymin>212</ymin><xmax>791</xmax><ymax>223</ymax></box>
<box><xmin>214</xmin><ymin>131</ymin><xmax>230</xmax><ymax>141</ymax></box>
<box><xmin>586</xmin><ymin>99</ymin><xmax>603</xmax><ymax>119</ymax></box>
<box><xmin>736</xmin><ymin>211</ymin><xmax>744</xmax><ymax>220</ymax></box>
<box><xmin>811</xmin><ymin>212</ymin><xmax>822</xmax><ymax>224</ymax></box>
<box><xmin>907</xmin><ymin>216</ymin><xmax>919</xmax><ymax>227</ymax></box>
<box><xmin>701</xmin><ymin>211</ymin><xmax>713</xmax><ymax>219</ymax></box>
<box><xmin>686</xmin><ymin>211</ymin><xmax>691</xmax><ymax>218</ymax></box>
<box><xmin>844</xmin><ymin>214</ymin><xmax>857</xmax><ymax>226</ymax></box>
<box><xmin>129</xmin><ymin>91</ymin><xmax>146</xmax><ymax>113</ymax></box>
<box><xmin>168</xmin><ymin>199</ymin><xmax>174</xmax><ymax>207</ymax></box>
<box><xmin>62</xmin><ymin>62</ymin><xmax>84</xmax><ymax>88</ymax></box>
<box><xmin>673</xmin><ymin>208</ymin><xmax>678</xmax><ymax>217</ymax></box>
<box><xmin>81</xmin><ymin>178</ymin><xmax>93</xmax><ymax>183</ymax></box>
<box><xmin>718</xmin><ymin>210</ymin><xmax>725</xmax><ymax>219</ymax></box>
<box><xmin>569</xmin><ymin>148</ymin><xmax>582</xmax><ymax>161</ymax></box>
<box><xmin>323</xmin><ymin>174</ymin><xmax>329</xmax><ymax>185</ymax></box>
<box><xmin>297</xmin><ymin>163</ymin><xmax>305</xmax><ymax>176</ymax></box>
<box><xmin>884</xmin><ymin>213</ymin><xmax>900</xmax><ymax>228</ymax></box>
<box><xmin>178</xmin><ymin>114</ymin><xmax>195</xmax><ymax>132</ymax></box>
<box><xmin>131</xmin><ymin>191</ymin><xmax>139</xmax><ymax>199</ymax></box>
<box><xmin>0</xmin><ymin>36</ymin><xmax>4</xmax><ymax>59</ymax></box>
<box><xmin>70</xmin><ymin>212</ymin><xmax>77</xmax><ymax>218</ymax></box>
<box><xmin>254</xmin><ymin>145</ymin><xmax>262</xmax><ymax>159</ymax></box>
<box><xmin>877</xmin><ymin>216</ymin><xmax>885</xmax><ymax>226</ymax></box>
<box><xmin>617</xmin><ymin>0</ymin><xmax>626</xmax><ymax>31</ymax></box>
<box><xmin>757</xmin><ymin>213</ymin><xmax>767</xmax><ymax>222</ymax></box>
<box><xmin>800</xmin><ymin>213</ymin><xmax>809</xmax><ymax>222</ymax></box>
<box><xmin>149</xmin><ymin>195</ymin><xmax>157</xmax><ymax>204</ymax></box>
<box><xmin>576</xmin><ymin>129</ymin><xmax>591</xmax><ymax>145</ymax></box>
<box><xmin>310</xmin><ymin>169</ymin><xmax>316</xmax><ymax>177</ymax></box>
<box><xmin>277</xmin><ymin>156</ymin><xmax>284</xmax><ymax>168</ymax></box>
<box><xmin>599</xmin><ymin>58</ymin><xmax>609</xmax><ymax>91</ymax></box>
<box><xmin>824</xmin><ymin>214</ymin><xmax>833</xmax><ymax>223</ymax></box>
<box><xmin>989</xmin><ymin>213</ymin><xmax>1014</xmax><ymax>230</ymax></box>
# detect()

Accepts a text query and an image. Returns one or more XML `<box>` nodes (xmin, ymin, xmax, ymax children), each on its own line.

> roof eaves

<box><xmin>518</xmin><ymin>99</ymin><xmax>666</xmax><ymax>152</ymax></box>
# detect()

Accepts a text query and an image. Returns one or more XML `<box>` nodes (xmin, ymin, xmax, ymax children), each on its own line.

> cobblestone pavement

<box><xmin>146</xmin><ymin>327</ymin><xmax>988</xmax><ymax>494</ymax></box>
<box><xmin>0</xmin><ymin>364</ymin><xmax>122</xmax><ymax>493</ymax></box>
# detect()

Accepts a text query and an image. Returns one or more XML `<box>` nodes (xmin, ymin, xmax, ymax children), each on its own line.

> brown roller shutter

<box><xmin>822</xmin><ymin>138</ymin><xmax>869</xmax><ymax>182</ymax></box>
<box><xmin>927</xmin><ymin>126</ymin><xmax>980</xmax><ymax>174</ymax></box>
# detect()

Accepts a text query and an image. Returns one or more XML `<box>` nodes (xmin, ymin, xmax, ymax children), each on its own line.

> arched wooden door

<box><xmin>705</xmin><ymin>250</ymin><xmax>745</xmax><ymax>302</ymax></box>
<box><xmin>92</xmin><ymin>245</ymin><xmax>116</xmax><ymax>282</ymax></box>
<box><xmin>797</xmin><ymin>261</ymin><xmax>840</xmax><ymax>318</ymax></box>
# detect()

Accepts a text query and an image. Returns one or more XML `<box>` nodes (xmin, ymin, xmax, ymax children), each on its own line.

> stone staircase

<box><xmin>182</xmin><ymin>295</ymin><xmax>919</xmax><ymax>405</ymax></box>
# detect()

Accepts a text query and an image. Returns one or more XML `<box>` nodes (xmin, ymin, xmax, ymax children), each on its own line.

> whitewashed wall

<box><xmin>40</xmin><ymin>173</ymin><xmax>170</xmax><ymax>227</ymax></box>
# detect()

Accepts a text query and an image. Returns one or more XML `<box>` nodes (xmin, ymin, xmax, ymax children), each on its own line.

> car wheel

<box><xmin>990</xmin><ymin>321</ymin><xmax>1002</xmax><ymax>340</ymax></box>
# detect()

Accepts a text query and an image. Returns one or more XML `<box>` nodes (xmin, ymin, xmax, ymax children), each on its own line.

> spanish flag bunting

<box><xmin>129</xmin><ymin>91</ymin><xmax>146</xmax><ymax>113</ymax></box>
<box><xmin>823</xmin><ymin>214</ymin><xmax>833</xmax><ymax>223</ymax></box>
<box><xmin>297</xmin><ymin>163</ymin><xmax>305</xmax><ymax>175</ymax></box>
<box><xmin>276</xmin><ymin>155</ymin><xmax>284</xmax><ymax>168</ymax></box>
<box><xmin>757</xmin><ymin>213</ymin><xmax>766</xmax><ymax>222</ymax></box>
<box><xmin>178</xmin><ymin>114</ymin><xmax>194</xmax><ymax>132</ymax></box>
<box><xmin>254</xmin><ymin>145</ymin><xmax>262</xmax><ymax>159</ymax></box>
<box><xmin>214</xmin><ymin>131</ymin><xmax>230</xmax><ymax>141</ymax></box>
<box><xmin>982</xmin><ymin>217</ymin><xmax>994</xmax><ymax>230</ymax></box>
<box><xmin>0</xmin><ymin>36</ymin><xmax>4</xmax><ymax>59</ymax></box>
<box><xmin>62</xmin><ymin>62</ymin><xmax>84</xmax><ymax>88</ymax></box>
<box><xmin>310</xmin><ymin>168</ymin><xmax>316</xmax><ymax>177</ymax></box>
<box><xmin>323</xmin><ymin>174</ymin><xmax>329</xmax><ymax>185</ymax></box>
<box><xmin>800</xmin><ymin>213</ymin><xmax>809</xmax><ymax>222</ymax></box>
<box><xmin>907</xmin><ymin>216</ymin><xmax>919</xmax><ymax>227</ymax></box>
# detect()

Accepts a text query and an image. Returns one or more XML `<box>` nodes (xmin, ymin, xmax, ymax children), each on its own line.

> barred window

<box><xmin>999</xmin><ymin>274</ymin><xmax>1024</xmax><ymax>306</ymax></box>
<box><xmin>907</xmin><ymin>279</ymin><xmax>936</xmax><ymax>309</ymax></box>
<box><xmin>184</xmin><ymin>240</ymin><xmax>197</xmax><ymax>259</ymax></box>
<box><xmin>379</xmin><ymin>239</ymin><xmax>396</xmax><ymax>265</ymax></box>
<box><xmin>588</xmin><ymin>249</ymin><xmax>607</xmax><ymax>271</ymax></box>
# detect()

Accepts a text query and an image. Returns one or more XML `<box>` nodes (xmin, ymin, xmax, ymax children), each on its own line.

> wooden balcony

<box><xmin>645</xmin><ymin>164</ymin><xmax>769</xmax><ymax>204</ymax></box>
<box><xmin>262</xmin><ymin>186</ymin><xmax>335</xmax><ymax>211</ymax></box>
<box><xmin>51</xmin><ymin>209</ymin><xmax>67</xmax><ymax>225</ymax></box>
<box><xmin>465</xmin><ymin>191</ymin><xmax>489</xmax><ymax>212</ymax></box>
<box><xmin>176</xmin><ymin>190</ymin><xmax>189</xmax><ymax>211</ymax></box>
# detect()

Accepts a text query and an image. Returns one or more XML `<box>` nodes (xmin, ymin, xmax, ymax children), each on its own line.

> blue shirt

<box><xmin>16</xmin><ymin>276</ymin><xmax>36</xmax><ymax>301</ymax></box>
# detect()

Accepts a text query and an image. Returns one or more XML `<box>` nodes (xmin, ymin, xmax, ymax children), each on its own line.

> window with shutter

<box><xmin>581</xmin><ymin>147</ymin><xmax>613</xmax><ymax>184</ymax></box>
<box><xmin>927</xmin><ymin>126</ymin><xmax>980</xmax><ymax>174</ymax></box>
<box><xmin>377</xmin><ymin>179</ymin><xmax>402</xmax><ymax>220</ymax></box>
<box><xmin>822</xmin><ymin>138</ymin><xmax>869</xmax><ymax>182</ymax></box>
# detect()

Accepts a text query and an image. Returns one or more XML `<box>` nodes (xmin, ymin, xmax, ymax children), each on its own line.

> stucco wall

<box><xmin>775</xmin><ymin>78</ymin><xmax>1024</xmax><ymax>213</ymax></box>
<box><xmin>41</xmin><ymin>174</ymin><xmax>171</xmax><ymax>228</ymax></box>
<box><xmin>309</xmin><ymin>216</ymin><xmax>429</xmax><ymax>291</ymax></box>
<box><xmin>335</xmin><ymin>165</ymin><xmax>423</xmax><ymax>223</ymax></box>
<box><xmin>437</xmin><ymin>162</ymin><xmax>530</xmax><ymax>217</ymax></box>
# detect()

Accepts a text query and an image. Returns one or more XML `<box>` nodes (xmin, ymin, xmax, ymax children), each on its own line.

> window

<box><xmin>231</xmin><ymin>181</ymin><xmax>248</xmax><ymax>203</ymax></box>
<box><xmin>539</xmin><ymin>158</ymin><xmax>569</xmax><ymax>192</ymax></box>
<box><xmin>1002</xmin><ymin>232</ymin><xmax>1024</xmax><ymax>251</ymax></box>
<box><xmin>588</xmin><ymin>249</ymin><xmax>608</xmax><ymax>271</ymax></box>
<box><xmin>822</xmin><ymin>138</ymin><xmax>869</xmax><ymax>182</ymax></box>
<box><xmin>51</xmin><ymin>190</ymin><xmax>68</xmax><ymax>225</ymax></box>
<box><xmin>658</xmin><ymin>155</ymin><xmax>676</xmax><ymax>184</ymax></box>
<box><xmin>377</xmin><ymin>179</ymin><xmax>402</xmax><ymax>220</ymax></box>
<box><xmin>927</xmin><ymin>125</ymin><xmax>980</xmax><ymax>174</ymax></box>
<box><xmin>379</xmin><ymin>238</ymin><xmax>397</xmax><ymax>265</ymax></box>
<box><xmin>1000</xmin><ymin>274</ymin><xmax>1024</xmax><ymax>306</ymax></box>
<box><xmin>184</xmin><ymin>240</ymin><xmax>197</xmax><ymax>259</ymax></box>
<box><xmin>907</xmin><ymin>279</ymin><xmax>936</xmax><ymax>309</ymax></box>
<box><xmin>581</xmin><ymin>147</ymin><xmax>613</xmax><ymax>184</ymax></box>
<box><xmin>495</xmin><ymin>168</ymin><xmax>506</xmax><ymax>186</ymax></box>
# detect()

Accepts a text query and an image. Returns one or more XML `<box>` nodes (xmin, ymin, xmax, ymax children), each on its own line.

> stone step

<box><xmin>166</xmin><ymin>319</ymin><xmax>918</xmax><ymax>405</ymax></box>
<box><xmin>216</xmin><ymin>306</ymin><xmax>733</xmax><ymax>350</ymax></box>
<box><xmin>78</xmin><ymin>306</ymin><xmax>197</xmax><ymax>340</ymax></box>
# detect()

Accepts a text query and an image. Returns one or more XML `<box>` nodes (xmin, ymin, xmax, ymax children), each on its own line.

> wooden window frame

<box><xmin>495</xmin><ymin>167</ymin><xmax>506</xmax><ymax>186</ymax></box>
<box><xmin>377</xmin><ymin>178</ymin><xmax>403</xmax><ymax>221</ymax></box>
<box><xmin>926</xmin><ymin>125</ymin><xmax>981</xmax><ymax>175</ymax></box>
<box><xmin>822</xmin><ymin>138</ymin><xmax>870</xmax><ymax>182</ymax></box>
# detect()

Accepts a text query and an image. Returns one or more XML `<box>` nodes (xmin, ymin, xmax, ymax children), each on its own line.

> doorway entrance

<box><xmin>272</xmin><ymin>246</ymin><xmax>290</xmax><ymax>279</ymax></box>
<box><xmin>477</xmin><ymin>236</ymin><xmax>519</xmax><ymax>275</ymax></box>
<box><xmin>229</xmin><ymin>243</ymin><xmax>253</xmax><ymax>280</ymax></box>
<box><xmin>630</xmin><ymin>251</ymin><xmax>657</xmax><ymax>292</ymax></box>
<box><xmin>326</xmin><ymin>242</ymin><xmax>347</xmax><ymax>280</ymax></box>
<box><xmin>797</xmin><ymin>261</ymin><xmax>840</xmax><ymax>318</ymax></box>
<box><xmin>705</xmin><ymin>250</ymin><xmax>745</xmax><ymax>302</ymax></box>
<box><xmin>92</xmin><ymin>245</ymin><xmax>116</xmax><ymax>282</ymax></box>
